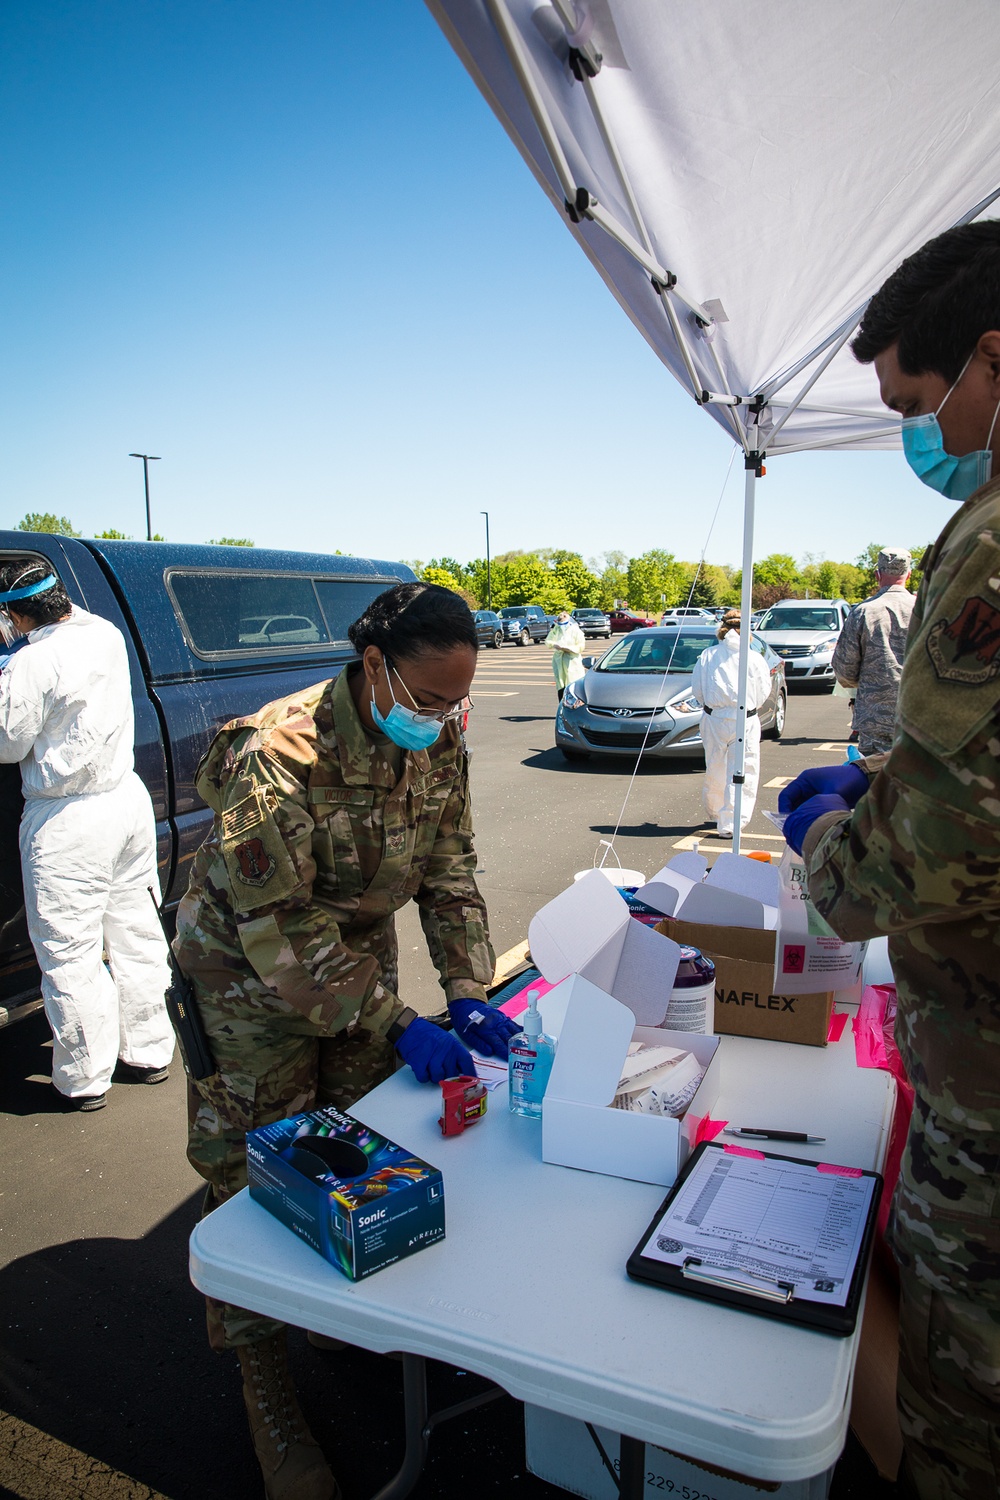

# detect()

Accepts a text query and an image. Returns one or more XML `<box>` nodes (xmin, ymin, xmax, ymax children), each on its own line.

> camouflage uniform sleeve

<box><xmin>415</xmin><ymin>750</ymin><xmax>495</xmax><ymax>1004</ymax></box>
<box><xmin>803</xmin><ymin>523</ymin><xmax>1000</xmax><ymax>940</ymax></box>
<box><xmin>218</xmin><ymin>741</ymin><xmax>405</xmax><ymax>1039</ymax></box>
<box><xmin>831</xmin><ymin>605</ymin><xmax>862</xmax><ymax>688</ymax></box>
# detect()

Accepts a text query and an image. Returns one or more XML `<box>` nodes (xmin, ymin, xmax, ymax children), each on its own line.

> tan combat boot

<box><xmin>237</xmin><ymin>1332</ymin><xmax>340</xmax><ymax>1500</ymax></box>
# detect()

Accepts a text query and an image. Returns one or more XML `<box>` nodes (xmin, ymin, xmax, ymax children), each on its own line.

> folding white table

<box><xmin>189</xmin><ymin>1023</ymin><xmax>893</xmax><ymax>1500</ymax></box>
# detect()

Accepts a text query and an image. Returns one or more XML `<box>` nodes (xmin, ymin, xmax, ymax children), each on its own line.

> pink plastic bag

<box><xmin>854</xmin><ymin>984</ymin><xmax>913</xmax><ymax>1242</ymax></box>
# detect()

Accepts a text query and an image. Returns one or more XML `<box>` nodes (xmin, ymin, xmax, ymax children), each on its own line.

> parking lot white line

<box><xmin>816</xmin><ymin>742</ymin><xmax>851</xmax><ymax>753</ymax></box>
<box><xmin>475</xmin><ymin>692</ymin><xmax>519</xmax><ymax>697</ymax></box>
<box><xmin>764</xmin><ymin>776</ymin><xmax>794</xmax><ymax>788</ymax></box>
<box><xmin>671</xmin><ymin>832</ymin><xmax>785</xmax><ymax>850</ymax></box>
<box><xmin>0</xmin><ymin>1409</ymin><xmax>171</xmax><ymax>1500</ymax></box>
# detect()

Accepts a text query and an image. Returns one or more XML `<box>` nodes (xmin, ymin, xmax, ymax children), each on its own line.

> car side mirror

<box><xmin>582</xmin><ymin>656</ymin><xmax>595</xmax><ymax>669</ymax></box>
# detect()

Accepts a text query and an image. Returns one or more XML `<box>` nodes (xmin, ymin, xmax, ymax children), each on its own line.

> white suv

<box><xmin>755</xmin><ymin>599</ymin><xmax>851</xmax><ymax>688</ymax></box>
<box><xmin>660</xmin><ymin>607</ymin><xmax>717</xmax><ymax>624</ymax></box>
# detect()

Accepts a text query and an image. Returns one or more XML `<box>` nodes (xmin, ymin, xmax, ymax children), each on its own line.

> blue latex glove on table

<box><xmin>394</xmin><ymin>1017</ymin><xmax>475</xmax><ymax>1084</ymax></box>
<box><xmin>783</xmin><ymin>794</ymin><xmax>851</xmax><ymax>857</ymax></box>
<box><xmin>448</xmin><ymin>998</ymin><xmax>521</xmax><ymax>1060</ymax></box>
<box><xmin>777</xmin><ymin>763</ymin><xmax>868</xmax><ymax>816</ymax></box>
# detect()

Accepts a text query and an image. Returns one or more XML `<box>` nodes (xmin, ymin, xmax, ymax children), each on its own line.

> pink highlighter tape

<box><xmin>816</xmin><ymin>1162</ymin><xmax>863</xmax><ymax>1177</ymax></box>
<box><xmin>724</xmin><ymin>1143</ymin><xmax>766</xmax><ymax>1160</ymax></box>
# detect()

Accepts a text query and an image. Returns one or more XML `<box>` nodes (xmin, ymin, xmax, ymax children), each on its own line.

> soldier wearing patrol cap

<box><xmin>174</xmin><ymin>582</ymin><xmax>516</xmax><ymax>1500</ymax></box>
<box><xmin>832</xmin><ymin>546</ymin><xmax>915</xmax><ymax>754</ymax></box>
<box><xmin>779</xmin><ymin>221</ymin><xmax>1000</xmax><ymax>1499</ymax></box>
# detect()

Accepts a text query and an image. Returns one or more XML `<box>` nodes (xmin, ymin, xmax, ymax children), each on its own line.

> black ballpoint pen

<box><xmin>723</xmin><ymin>1128</ymin><xmax>826</xmax><ymax>1143</ymax></box>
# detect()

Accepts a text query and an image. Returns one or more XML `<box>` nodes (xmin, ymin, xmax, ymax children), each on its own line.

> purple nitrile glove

<box><xmin>778</xmin><ymin>763</ymin><xmax>868</xmax><ymax>816</ymax></box>
<box><xmin>783</xmin><ymin>794</ymin><xmax>850</xmax><ymax>857</ymax></box>
<box><xmin>393</xmin><ymin>1017</ymin><xmax>475</xmax><ymax>1084</ymax></box>
<box><xmin>448</xmin><ymin>999</ymin><xmax>521</xmax><ymax>1060</ymax></box>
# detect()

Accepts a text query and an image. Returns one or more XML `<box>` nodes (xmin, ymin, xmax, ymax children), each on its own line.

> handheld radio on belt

<box><xmin>147</xmin><ymin>888</ymin><xmax>216</xmax><ymax>1081</ymax></box>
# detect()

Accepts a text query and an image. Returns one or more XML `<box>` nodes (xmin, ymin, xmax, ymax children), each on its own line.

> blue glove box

<box><xmin>246</xmin><ymin>1105</ymin><xmax>444</xmax><ymax>1281</ymax></box>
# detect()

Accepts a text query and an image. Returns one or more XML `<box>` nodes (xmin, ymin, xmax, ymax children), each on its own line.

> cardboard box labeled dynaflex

<box><xmin>641</xmin><ymin>851</ymin><xmax>865</xmax><ymax>1046</ymax></box>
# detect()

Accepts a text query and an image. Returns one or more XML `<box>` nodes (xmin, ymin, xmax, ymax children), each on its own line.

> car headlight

<box><xmin>562</xmin><ymin>681</ymin><xmax>587</xmax><ymax>709</ymax></box>
<box><xmin>811</xmin><ymin>637</ymin><xmax>839</xmax><ymax>654</ymax></box>
<box><xmin>669</xmin><ymin>693</ymin><xmax>701</xmax><ymax>714</ymax></box>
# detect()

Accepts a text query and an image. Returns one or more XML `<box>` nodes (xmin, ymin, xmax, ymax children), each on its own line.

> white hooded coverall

<box><xmin>0</xmin><ymin>607</ymin><xmax>173</xmax><ymax>1097</ymax></box>
<box><xmin>545</xmin><ymin>616</ymin><xmax>587</xmax><ymax>693</ymax></box>
<box><xmin>690</xmin><ymin>631</ymin><xmax>773</xmax><ymax>837</ymax></box>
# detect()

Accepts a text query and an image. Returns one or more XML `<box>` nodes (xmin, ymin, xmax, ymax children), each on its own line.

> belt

<box><xmin>702</xmin><ymin>705</ymin><xmax>757</xmax><ymax>716</ymax></box>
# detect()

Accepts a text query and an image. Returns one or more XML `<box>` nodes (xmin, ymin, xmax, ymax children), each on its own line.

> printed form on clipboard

<box><xmin>627</xmin><ymin>1142</ymin><xmax>882</xmax><ymax>1334</ymax></box>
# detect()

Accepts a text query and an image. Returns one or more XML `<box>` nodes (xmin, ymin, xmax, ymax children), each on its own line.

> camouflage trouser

<box><xmin>888</xmin><ymin>1096</ymin><xmax>1000</xmax><ymax>1498</ymax></box>
<box><xmin>186</xmin><ymin>957</ymin><xmax>398</xmax><ymax>1351</ymax></box>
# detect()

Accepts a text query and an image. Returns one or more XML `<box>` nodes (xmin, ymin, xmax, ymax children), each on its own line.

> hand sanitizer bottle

<box><xmin>508</xmin><ymin>990</ymin><xmax>555</xmax><ymax>1118</ymax></box>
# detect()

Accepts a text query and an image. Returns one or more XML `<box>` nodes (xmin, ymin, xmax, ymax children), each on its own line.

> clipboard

<box><xmin>626</xmin><ymin>1141</ymin><xmax>882</xmax><ymax>1335</ymax></box>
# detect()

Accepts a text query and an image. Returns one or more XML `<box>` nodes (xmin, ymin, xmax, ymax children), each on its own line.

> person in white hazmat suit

<box><xmin>545</xmin><ymin>610</ymin><xmax>587</xmax><ymax>700</ymax></box>
<box><xmin>0</xmin><ymin>561</ymin><xmax>173</xmax><ymax>1112</ymax></box>
<box><xmin>690</xmin><ymin>610</ymin><xmax>772</xmax><ymax>838</ymax></box>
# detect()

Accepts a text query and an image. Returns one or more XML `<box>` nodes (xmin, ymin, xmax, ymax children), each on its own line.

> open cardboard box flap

<box><xmin>528</xmin><ymin>870</ymin><xmax>682</xmax><ymax>1027</ymax></box>
<box><xmin>545</xmin><ymin>977</ymin><xmax>637</xmax><ymax>1108</ymax></box>
<box><xmin>667</xmin><ymin>917</ymin><xmax>776</xmax><ymax>966</ymax></box>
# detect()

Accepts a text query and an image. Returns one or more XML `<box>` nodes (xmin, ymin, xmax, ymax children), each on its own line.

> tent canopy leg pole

<box><xmin>731</xmin><ymin>457</ymin><xmax>760</xmax><ymax>857</ymax></box>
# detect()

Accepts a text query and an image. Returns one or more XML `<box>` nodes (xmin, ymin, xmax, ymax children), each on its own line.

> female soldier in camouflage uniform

<box><xmin>174</xmin><ymin>583</ymin><xmax>516</xmax><ymax>1500</ymax></box>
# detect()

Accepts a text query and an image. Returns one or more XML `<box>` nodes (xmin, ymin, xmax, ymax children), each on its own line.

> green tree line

<box><xmin>11</xmin><ymin>515</ymin><xmax>925</xmax><ymax>611</ymax></box>
<box><xmin>409</xmin><ymin>542</ymin><xmax>930</xmax><ymax>614</ymax></box>
<box><xmin>12</xmin><ymin>513</ymin><xmax>252</xmax><ymax>546</ymax></box>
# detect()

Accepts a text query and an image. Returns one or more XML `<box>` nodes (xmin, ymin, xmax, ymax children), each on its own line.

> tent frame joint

<box><xmin>566</xmin><ymin>187</ymin><xmax>597</xmax><ymax>223</ymax></box>
<box><xmin>745</xmin><ymin>450</ymin><xmax>765</xmax><ymax>476</ymax></box>
<box><xmin>568</xmin><ymin>43</ymin><xmax>602</xmax><ymax>81</ymax></box>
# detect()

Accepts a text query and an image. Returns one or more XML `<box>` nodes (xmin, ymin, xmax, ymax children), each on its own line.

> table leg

<box><xmin>369</xmin><ymin>1354</ymin><xmax>429</xmax><ymax>1500</ymax></box>
<box><xmin>619</xmin><ymin>1434</ymin><xmax>646</xmax><ymax>1500</ymax></box>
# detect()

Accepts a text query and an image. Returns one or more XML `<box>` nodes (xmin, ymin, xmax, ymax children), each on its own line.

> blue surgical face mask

<box><xmin>370</xmin><ymin>664</ymin><xmax>444</xmax><ymax>751</ymax></box>
<box><xmin>901</xmin><ymin>351</ymin><xmax>1000</xmax><ymax>502</ymax></box>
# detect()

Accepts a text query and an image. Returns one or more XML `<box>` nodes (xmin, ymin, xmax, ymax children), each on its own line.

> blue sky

<box><xmin>0</xmin><ymin>1</ymin><xmax>950</xmax><ymax>571</ymax></box>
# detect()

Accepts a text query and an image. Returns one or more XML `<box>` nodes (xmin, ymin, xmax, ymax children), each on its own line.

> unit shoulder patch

<box><xmin>927</xmin><ymin>595</ymin><xmax>1000</xmax><ymax>684</ymax></box>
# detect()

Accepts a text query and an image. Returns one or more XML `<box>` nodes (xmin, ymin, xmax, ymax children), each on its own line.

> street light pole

<box><xmin>480</xmin><ymin>510</ymin><xmax>491</xmax><ymax>610</ymax></box>
<box><xmin>129</xmin><ymin>453</ymin><xmax>161</xmax><ymax>540</ymax></box>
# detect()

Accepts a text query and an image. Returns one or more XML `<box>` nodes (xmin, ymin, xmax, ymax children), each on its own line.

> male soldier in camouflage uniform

<box><xmin>174</xmin><ymin>583</ymin><xmax>512</xmax><ymax>1500</ymax></box>
<box><xmin>832</xmin><ymin>547</ymin><xmax>915</xmax><ymax>754</ymax></box>
<box><xmin>779</xmin><ymin>223</ymin><xmax>1000</xmax><ymax>1499</ymax></box>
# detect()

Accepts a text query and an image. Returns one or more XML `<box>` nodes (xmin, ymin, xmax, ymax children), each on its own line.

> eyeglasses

<box><xmin>387</xmin><ymin>661</ymin><xmax>474</xmax><ymax>723</ymax></box>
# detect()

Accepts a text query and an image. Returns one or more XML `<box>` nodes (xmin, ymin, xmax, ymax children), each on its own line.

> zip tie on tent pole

<box><xmin>596</xmin><ymin>445</ymin><xmax>739</xmax><ymax>867</ymax></box>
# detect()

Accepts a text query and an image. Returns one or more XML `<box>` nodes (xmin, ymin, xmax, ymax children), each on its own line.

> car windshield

<box><xmin>575</xmin><ymin>610</ymin><xmax>603</xmax><ymax>618</ymax></box>
<box><xmin>498</xmin><ymin>608</ymin><xmax>526</xmax><ymax>618</ymax></box>
<box><xmin>758</xmin><ymin>607</ymin><xmax>839</xmax><ymax>631</ymax></box>
<box><xmin>597</xmin><ymin>632</ymin><xmax>717</xmax><ymax>673</ymax></box>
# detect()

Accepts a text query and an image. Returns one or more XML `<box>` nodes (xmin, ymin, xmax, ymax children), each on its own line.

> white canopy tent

<box><xmin>426</xmin><ymin>0</ymin><xmax>1000</xmax><ymax>849</ymax></box>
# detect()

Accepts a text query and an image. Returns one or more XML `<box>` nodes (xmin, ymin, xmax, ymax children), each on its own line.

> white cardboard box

<box><xmin>540</xmin><ymin>974</ymin><xmax>721</xmax><ymax>1187</ymax></box>
<box><xmin>524</xmin><ymin>1405</ymin><xmax>834</xmax><ymax>1500</ymax></box>
<box><xmin>528</xmin><ymin>868</ymin><xmax>683</xmax><ymax>1024</ymax></box>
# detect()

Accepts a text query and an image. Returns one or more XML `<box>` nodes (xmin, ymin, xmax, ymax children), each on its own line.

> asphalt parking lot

<box><xmin>0</xmin><ymin>647</ymin><xmax>894</xmax><ymax>1500</ymax></box>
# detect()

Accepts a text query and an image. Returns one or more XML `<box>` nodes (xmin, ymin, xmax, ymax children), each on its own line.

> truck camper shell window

<box><xmin>165</xmin><ymin>570</ymin><xmax>393</xmax><ymax>658</ymax></box>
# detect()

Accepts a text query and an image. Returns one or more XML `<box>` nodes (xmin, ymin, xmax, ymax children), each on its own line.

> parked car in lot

<box><xmin>474</xmin><ymin>609</ymin><xmax>505</xmax><ymax>648</ymax></box>
<box><xmin>608</xmin><ymin>609</ymin><xmax>657</xmax><ymax>632</ymax></box>
<box><xmin>555</xmin><ymin>624</ymin><xmax>786</xmax><ymax>762</ymax></box>
<box><xmin>660</xmin><ymin>607</ymin><xmax>719</xmax><ymax>625</ymax></box>
<box><xmin>496</xmin><ymin>603</ymin><xmax>553</xmax><ymax>644</ymax></box>
<box><xmin>571</xmin><ymin>608</ymin><xmax>612</xmax><ymax>638</ymax></box>
<box><xmin>0</xmin><ymin>532</ymin><xmax>416</xmax><ymax>1027</ymax></box>
<box><xmin>754</xmin><ymin>598</ymin><xmax>851</xmax><ymax>689</ymax></box>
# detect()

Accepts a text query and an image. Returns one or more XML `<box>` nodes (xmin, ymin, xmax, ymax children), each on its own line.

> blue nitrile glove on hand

<box><xmin>783</xmin><ymin>795</ymin><xmax>850</xmax><ymax>857</ymax></box>
<box><xmin>778</xmin><ymin>763</ymin><xmax>868</xmax><ymax>816</ymax></box>
<box><xmin>393</xmin><ymin>1016</ymin><xmax>475</xmax><ymax>1084</ymax></box>
<box><xmin>448</xmin><ymin>998</ymin><xmax>521</xmax><ymax>1060</ymax></box>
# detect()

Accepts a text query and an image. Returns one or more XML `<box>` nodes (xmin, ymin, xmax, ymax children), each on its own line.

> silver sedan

<box><xmin>554</xmin><ymin>625</ymin><xmax>787</xmax><ymax>762</ymax></box>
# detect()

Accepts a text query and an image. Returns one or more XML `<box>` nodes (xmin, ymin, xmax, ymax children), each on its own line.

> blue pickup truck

<box><xmin>0</xmin><ymin>533</ymin><xmax>415</xmax><ymax>1027</ymax></box>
